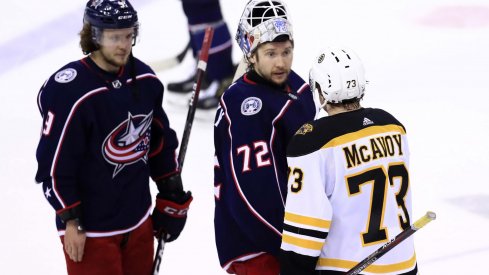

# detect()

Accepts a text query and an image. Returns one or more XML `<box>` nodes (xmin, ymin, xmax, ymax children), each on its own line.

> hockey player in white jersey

<box><xmin>279</xmin><ymin>46</ymin><xmax>418</xmax><ymax>274</ymax></box>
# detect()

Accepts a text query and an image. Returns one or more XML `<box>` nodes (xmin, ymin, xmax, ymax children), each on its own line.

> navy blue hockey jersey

<box><xmin>213</xmin><ymin>70</ymin><xmax>316</xmax><ymax>269</ymax></box>
<box><xmin>35</xmin><ymin>57</ymin><xmax>179</xmax><ymax>237</ymax></box>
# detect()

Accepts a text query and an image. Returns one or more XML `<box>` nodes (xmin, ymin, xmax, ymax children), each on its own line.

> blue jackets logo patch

<box><xmin>54</xmin><ymin>68</ymin><xmax>77</xmax><ymax>83</ymax></box>
<box><xmin>102</xmin><ymin>111</ymin><xmax>153</xmax><ymax>177</ymax></box>
<box><xmin>241</xmin><ymin>97</ymin><xmax>262</xmax><ymax>116</ymax></box>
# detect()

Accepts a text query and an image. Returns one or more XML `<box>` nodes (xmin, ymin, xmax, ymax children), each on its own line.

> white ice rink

<box><xmin>1</xmin><ymin>0</ymin><xmax>489</xmax><ymax>274</ymax></box>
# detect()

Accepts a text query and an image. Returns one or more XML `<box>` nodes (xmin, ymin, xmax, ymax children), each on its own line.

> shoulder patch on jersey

<box><xmin>241</xmin><ymin>97</ymin><xmax>262</xmax><ymax>116</ymax></box>
<box><xmin>295</xmin><ymin>123</ymin><xmax>313</xmax><ymax>135</ymax></box>
<box><xmin>55</xmin><ymin>68</ymin><xmax>77</xmax><ymax>83</ymax></box>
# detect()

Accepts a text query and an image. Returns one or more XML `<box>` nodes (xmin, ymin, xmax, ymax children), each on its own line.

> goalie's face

<box><xmin>249</xmin><ymin>40</ymin><xmax>293</xmax><ymax>86</ymax></box>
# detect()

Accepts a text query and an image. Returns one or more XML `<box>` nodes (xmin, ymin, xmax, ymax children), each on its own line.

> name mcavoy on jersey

<box><xmin>343</xmin><ymin>133</ymin><xmax>404</xmax><ymax>169</ymax></box>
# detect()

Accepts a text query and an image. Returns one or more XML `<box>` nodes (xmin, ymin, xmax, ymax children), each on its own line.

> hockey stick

<box><xmin>151</xmin><ymin>27</ymin><xmax>214</xmax><ymax>275</ymax></box>
<box><xmin>177</xmin><ymin>27</ymin><xmax>214</xmax><ymax>168</ymax></box>
<box><xmin>345</xmin><ymin>211</ymin><xmax>436</xmax><ymax>275</ymax></box>
<box><xmin>232</xmin><ymin>56</ymin><xmax>248</xmax><ymax>82</ymax></box>
<box><xmin>149</xmin><ymin>42</ymin><xmax>191</xmax><ymax>72</ymax></box>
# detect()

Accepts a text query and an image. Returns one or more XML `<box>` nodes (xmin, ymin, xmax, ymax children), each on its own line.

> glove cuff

<box><xmin>57</xmin><ymin>203</ymin><xmax>82</xmax><ymax>223</ymax></box>
<box><xmin>156</xmin><ymin>174</ymin><xmax>183</xmax><ymax>193</ymax></box>
<box><xmin>155</xmin><ymin>195</ymin><xmax>193</xmax><ymax>218</ymax></box>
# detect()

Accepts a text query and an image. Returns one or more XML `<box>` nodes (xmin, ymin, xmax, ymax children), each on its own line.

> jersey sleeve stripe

<box><xmin>322</xmin><ymin>124</ymin><xmax>406</xmax><ymax>149</ymax></box>
<box><xmin>317</xmin><ymin>252</ymin><xmax>417</xmax><ymax>273</ymax></box>
<box><xmin>282</xmin><ymin>233</ymin><xmax>324</xmax><ymax>250</ymax></box>
<box><xmin>283</xmin><ymin>223</ymin><xmax>328</xmax><ymax>239</ymax></box>
<box><xmin>284</xmin><ymin>212</ymin><xmax>331</xmax><ymax>229</ymax></box>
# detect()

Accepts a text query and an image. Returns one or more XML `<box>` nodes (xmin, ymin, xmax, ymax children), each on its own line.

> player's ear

<box><xmin>248</xmin><ymin>53</ymin><xmax>257</xmax><ymax>66</ymax></box>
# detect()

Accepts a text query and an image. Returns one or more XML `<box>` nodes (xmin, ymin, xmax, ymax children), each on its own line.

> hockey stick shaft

<box><xmin>151</xmin><ymin>27</ymin><xmax>214</xmax><ymax>275</ymax></box>
<box><xmin>177</xmin><ymin>27</ymin><xmax>214</xmax><ymax>169</ymax></box>
<box><xmin>152</xmin><ymin>239</ymin><xmax>166</xmax><ymax>275</ymax></box>
<box><xmin>232</xmin><ymin>56</ymin><xmax>248</xmax><ymax>82</ymax></box>
<box><xmin>345</xmin><ymin>211</ymin><xmax>436</xmax><ymax>275</ymax></box>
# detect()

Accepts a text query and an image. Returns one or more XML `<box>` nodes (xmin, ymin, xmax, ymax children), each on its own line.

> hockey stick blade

<box><xmin>345</xmin><ymin>211</ymin><xmax>436</xmax><ymax>275</ymax></box>
<box><xmin>149</xmin><ymin>42</ymin><xmax>191</xmax><ymax>72</ymax></box>
<box><xmin>151</xmin><ymin>27</ymin><xmax>214</xmax><ymax>275</ymax></box>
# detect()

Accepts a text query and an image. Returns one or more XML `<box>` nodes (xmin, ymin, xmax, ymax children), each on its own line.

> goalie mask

<box><xmin>83</xmin><ymin>0</ymin><xmax>139</xmax><ymax>47</ymax></box>
<box><xmin>236</xmin><ymin>0</ymin><xmax>293</xmax><ymax>58</ymax></box>
<box><xmin>309</xmin><ymin>46</ymin><xmax>366</xmax><ymax>111</ymax></box>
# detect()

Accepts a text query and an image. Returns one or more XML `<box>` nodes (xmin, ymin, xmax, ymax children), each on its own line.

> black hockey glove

<box><xmin>152</xmin><ymin>174</ymin><xmax>192</xmax><ymax>242</ymax></box>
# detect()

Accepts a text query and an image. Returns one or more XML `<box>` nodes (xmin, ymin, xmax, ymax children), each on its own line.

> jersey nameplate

<box><xmin>343</xmin><ymin>133</ymin><xmax>403</xmax><ymax>169</ymax></box>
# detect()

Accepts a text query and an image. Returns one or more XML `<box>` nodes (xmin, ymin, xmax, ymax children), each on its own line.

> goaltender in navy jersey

<box><xmin>213</xmin><ymin>70</ymin><xmax>316</xmax><ymax>269</ymax></box>
<box><xmin>281</xmin><ymin>108</ymin><xmax>417</xmax><ymax>274</ymax></box>
<box><xmin>35</xmin><ymin>57</ymin><xmax>179</xmax><ymax>236</ymax></box>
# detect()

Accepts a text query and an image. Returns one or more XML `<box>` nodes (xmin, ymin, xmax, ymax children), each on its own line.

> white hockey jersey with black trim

<box><xmin>280</xmin><ymin>108</ymin><xmax>418</xmax><ymax>275</ymax></box>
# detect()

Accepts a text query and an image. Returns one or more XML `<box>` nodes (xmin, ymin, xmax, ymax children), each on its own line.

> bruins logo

<box><xmin>295</xmin><ymin>123</ymin><xmax>313</xmax><ymax>135</ymax></box>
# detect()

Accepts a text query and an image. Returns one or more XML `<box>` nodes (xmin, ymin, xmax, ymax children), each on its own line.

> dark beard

<box><xmin>101</xmin><ymin>52</ymin><xmax>128</xmax><ymax>70</ymax></box>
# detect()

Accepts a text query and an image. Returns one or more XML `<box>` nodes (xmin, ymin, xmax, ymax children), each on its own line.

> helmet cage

<box><xmin>236</xmin><ymin>0</ymin><xmax>293</xmax><ymax>57</ymax></box>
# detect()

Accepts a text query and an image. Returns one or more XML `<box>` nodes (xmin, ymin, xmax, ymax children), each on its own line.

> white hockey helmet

<box><xmin>236</xmin><ymin>0</ymin><xmax>293</xmax><ymax>58</ymax></box>
<box><xmin>309</xmin><ymin>46</ymin><xmax>366</xmax><ymax>109</ymax></box>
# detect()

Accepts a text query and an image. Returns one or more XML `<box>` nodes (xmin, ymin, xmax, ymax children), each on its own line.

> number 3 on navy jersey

<box><xmin>236</xmin><ymin>141</ymin><xmax>271</xmax><ymax>172</ymax></box>
<box><xmin>42</xmin><ymin>111</ymin><xmax>55</xmax><ymax>136</ymax></box>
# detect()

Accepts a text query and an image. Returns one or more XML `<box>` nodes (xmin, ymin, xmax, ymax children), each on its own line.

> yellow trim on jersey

<box><xmin>284</xmin><ymin>212</ymin><xmax>331</xmax><ymax>229</ymax></box>
<box><xmin>318</xmin><ymin>253</ymin><xmax>416</xmax><ymax>273</ymax></box>
<box><xmin>322</xmin><ymin>125</ymin><xmax>406</xmax><ymax>149</ymax></box>
<box><xmin>282</xmin><ymin>233</ymin><xmax>324</xmax><ymax>250</ymax></box>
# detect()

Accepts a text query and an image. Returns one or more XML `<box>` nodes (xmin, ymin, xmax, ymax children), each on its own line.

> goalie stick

<box><xmin>232</xmin><ymin>56</ymin><xmax>248</xmax><ymax>82</ymax></box>
<box><xmin>149</xmin><ymin>42</ymin><xmax>191</xmax><ymax>72</ymax></box>
<box><xmin>151</xmin><ymin>27</ymin><xmax>214</xmax><ymax>275</ymax></box>
<box><xmin>345</xmin><ymin>211</ymin><xmax>436</xmax><ymax>275</ymax></box>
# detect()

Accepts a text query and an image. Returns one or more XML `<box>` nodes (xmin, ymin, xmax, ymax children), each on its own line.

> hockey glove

<box><xmin>152</xmin><ymin>174</ymin><xmax>193</xmax><ymax>242</ymax></box>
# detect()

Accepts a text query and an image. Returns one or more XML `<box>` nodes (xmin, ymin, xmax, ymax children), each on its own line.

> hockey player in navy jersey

<box><xmin>280</xmin><ymin>47</ymin><xmax>418</xmax><ymax>274</ymax></box>
<box><xmin>213</xmin><ymin>1</ymin><xmax>316</xmax><ymax>274</ymax></box>
<box><xmin>167</xmin><ymin>0</ymin><xmax>235</xmax><ymax>109</ymax></box>
<box><xmin>35</xmin><ymin>1</ymin><xmax>192</xmax><ymax>274</ymax></box>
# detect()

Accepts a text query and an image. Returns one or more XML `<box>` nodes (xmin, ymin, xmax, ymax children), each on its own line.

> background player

<box><xmin>213</xmin><ymin>0</ymin><xmax>316</xmax><ymax>274</ymax></box>
<box><xmin>280</xmin><ymin>46</ymin><xmax>418</xmax><ymax>274</ymax></box>
<box><xmin>35</xmin><ymin>1</ymin><xmax>192</xmax><ymax>274</ymax></box>
<box><xmin>167</xmin><ymin>0</ymin><xmax>235</xmax><ymax>109</ymax></box>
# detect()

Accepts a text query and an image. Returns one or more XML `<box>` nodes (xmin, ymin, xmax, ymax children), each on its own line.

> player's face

<box><xmin>97</xmin><ymin>28</ymin><xmax>135</xmax><ymax>72</ymax></box>
<box><xmin>250</xmin><ymin>40</ymin><xmax>293</xmax><ymax>86</ymax></box>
